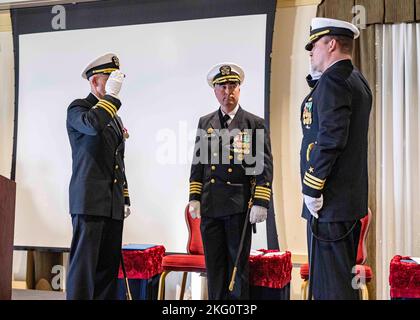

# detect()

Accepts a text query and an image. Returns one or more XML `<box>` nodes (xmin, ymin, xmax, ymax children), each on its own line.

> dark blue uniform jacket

<box><xmin>67</xmin><ymin>93</ymin><xmax>130</xmax><ymax>220</ymax></box>
<box><xmin>300</xmin><ymin>60</ymin><xmax>372</xmax><ymax>222</ymax></box>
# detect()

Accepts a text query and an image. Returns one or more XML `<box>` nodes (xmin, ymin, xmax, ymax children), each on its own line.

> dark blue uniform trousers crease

<box><xmin>200</xmin><ymin>213</ymin><xmax>252</xmax><ymax>300</ymax></box>
<box><xmin>66</xmin><ymin>215</ymin><xmax>123</xmax><ymax>300</ymax></box>
<box><xmin>307</xmin><ymin>219</ymin><xmax>361</xmax><ymax>300</ymax></box>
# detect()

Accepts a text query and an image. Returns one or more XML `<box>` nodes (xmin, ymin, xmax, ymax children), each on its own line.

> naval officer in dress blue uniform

<box><xmin>188</xmin><ymin>63</ymin><xmax>273</xmax><ymax>300</ymax></box>
<box><xmin>66</xmin><ymin>53</ymin><xmax>131</xmax><ymax>299</ymax></box>
<box><xmin>300</xmin><ymin>18</ymin><xmax>372</xmax><ymax>300</ymax></box>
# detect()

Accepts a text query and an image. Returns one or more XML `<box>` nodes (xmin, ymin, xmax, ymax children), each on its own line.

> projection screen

<box><xmin>11</xmin><ymin>0</ymin><xmax>276</xmax><ymax>252</ymax></box>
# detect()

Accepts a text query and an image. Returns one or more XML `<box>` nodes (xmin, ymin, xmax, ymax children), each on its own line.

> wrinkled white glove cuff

<box><xmin>124</xmin><ymin>205</ymin><xmax>131</xmax><ymax>218</ymax></box>
<box><xmin>189</xmin><ymin>200</ymin><xmax>201</xmax><ymax>219</ymax></box>
<box><xmin>304</xmin><ymin>194</ymin><xmax>323</xmax><ymax>219</ymax></box>
<box><xmin>107</xmin><ymin>93</ymin><xmax>120</xmax><ymax>99</ymax></box>
<box><xmin>249</xmin><ymin>205</ymin><xmax>268</xmax><ymax>224</ymax></box>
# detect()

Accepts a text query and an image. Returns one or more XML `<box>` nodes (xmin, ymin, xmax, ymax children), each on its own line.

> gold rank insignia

<box><xmin>220</xmin><ymin>65</ymin><xmax>231</xmax><ymax>75</ymax></box>
<box><xmin>112</xmin><ymin>55</ymin><xmax>120</xmax><ymax>67</ymax></box>
<box><xmin>207</xmin><ymin>127</ymin><xmax>214</xmax><ymax>134</ymax></box>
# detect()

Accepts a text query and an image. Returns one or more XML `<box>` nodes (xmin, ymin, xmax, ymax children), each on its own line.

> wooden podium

<box><xmin>0</xmin><ymin>175</ymin><xmax>16</xmax><ymax>300</ymax></box>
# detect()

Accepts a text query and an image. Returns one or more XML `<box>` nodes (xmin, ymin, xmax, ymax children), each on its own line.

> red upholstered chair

<box><xmin>157</xmin><ymin>205</ymin><xmax>206</xmax><ymax>300</ymax></box>
<box><xmin>300</xmin><ymin>208</ymin><xmax>373</xmax><ymax>300</ymax></box>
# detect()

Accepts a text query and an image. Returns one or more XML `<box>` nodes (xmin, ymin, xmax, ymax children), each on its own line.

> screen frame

<box><xmin>10</xmin><ymin>0</ymin><xmax>278</xmax><ymax>249</ymax></box>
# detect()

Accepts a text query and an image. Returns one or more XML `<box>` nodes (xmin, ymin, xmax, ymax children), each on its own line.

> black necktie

<box><xmin>222</xmin><ymin>114</ymin><xmax>230</xmax><ymax>128</ymax></box>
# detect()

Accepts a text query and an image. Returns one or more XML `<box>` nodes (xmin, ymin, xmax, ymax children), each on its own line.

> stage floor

<box><xmin>12</xmin><ymin>289</ymin><xmax>65</xmax><ymax>300</ymax></box>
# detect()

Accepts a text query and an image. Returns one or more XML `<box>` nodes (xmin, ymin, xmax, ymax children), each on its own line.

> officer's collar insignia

<box><xmin>112</xmin><ymin>56</ymin><xmax>120</xmax><ymax>67</ymax></box>
<box><xmin>220</xmin><ymin>65</ymin><xmax>231</xmax><ymax>75</ymax></box>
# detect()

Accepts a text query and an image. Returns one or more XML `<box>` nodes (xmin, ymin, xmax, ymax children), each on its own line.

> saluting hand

<box><xmin>106</xmin><ymin>70</ymin><xmax>125</xmax><ymax>99</ymax></box>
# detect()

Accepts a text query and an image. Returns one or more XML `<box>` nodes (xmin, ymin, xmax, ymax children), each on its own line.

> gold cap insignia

<box><xmin>112</xmin><ymin>56</ymin><xmax>120</xmax><ymax>67</ymax></box>
<box><xmin>220</xmin><ymin>65</ymin><xmax>231</xmax><ymax>75</ymax></box>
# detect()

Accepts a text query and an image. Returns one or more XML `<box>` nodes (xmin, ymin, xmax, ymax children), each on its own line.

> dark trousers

<box><xmin>66</xmin><ymin>215</ymin><xmax>123</xmax><ymax>300</ymax></box>
<box><xmin>307</xmin><ymin>218</ymin><xmax>361</xmax><ymax>300</ymax></box>
<box><xmin>201</xmin><ymin>213</ymin><xmax>251</xmax><ymax>300</ymax></box>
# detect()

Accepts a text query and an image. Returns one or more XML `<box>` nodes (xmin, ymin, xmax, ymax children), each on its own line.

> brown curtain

<box><xmin>354</xmin><ymin>25</ymin><xmax>377</xmax><ymax>300</ymax></box>
<box><xmin>318</xmin><ymin>0</ymin><xmax>420</xmax><ymax>24</ymax></box>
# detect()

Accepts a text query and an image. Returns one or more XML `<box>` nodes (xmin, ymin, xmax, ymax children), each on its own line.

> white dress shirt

<box><xmin>220</xmin><ymin>104</ymin><xmax>239</xmax><ymax>126</ymax></box>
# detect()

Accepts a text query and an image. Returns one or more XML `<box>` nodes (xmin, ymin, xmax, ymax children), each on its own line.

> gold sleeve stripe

<box><xmin>255</xmin><ymin>193</ymin><xmax>271</xmax><ymax>200</ymax></box>
<box><xmin>304</xmin><ymin>179</ymin><xmax>323</xmax><ymax>190</ymax></box>
<box><xmin>190</xmin><ymin>181</ymin><xmax>203</xmax><ymax>185</ymax></box>
<box><xmin>305</xmin><ymin>172</ymin><xmax>325</xmax><ymax>184</ymax></box>
<box><xmin>254</xmin><ymin>194</ymin><xmax>271</xmax><ymax>201</ymax></box>
<box><xmin>256</xmin><ymin>186</ymin><xmax>271</xmax><ymax>191</ymax></box>
<box><xmin>97</xmin><ymin>101</ymin><xmax>116</xmax><ymax>116</ymax></box>
<box><xmin>303</xmin><ymin>179</ymin><xmax>324</xmax><ymax>190</ymax></box>
<box><xmin>100</xmin><ymin>99</ymin><xmax>118</xmax><ymax>113</ymax></box>
<box><xmin>189</xmin><ymin>188</ymin><xmax>202</xmax><ymax>192</ymax></box>
<box><xmin>98</xmin><ymin>104</ymin><xmax>115</xmax><ymax>117</ymax></box>
<box><xmin>97</xmin><ymin>100</ymin><xmax>116</xmax><ymax>112</ymax></box>
<box><xmin>190</xmin><ymin>190</ymin><xmax>201</xmax><ymax>195</ymax></box>
<box><xmin>97</xmin><ymin>102</ymin><xmax>115</xmax><ymax>117</ymax></box>
<box><xmin>255</xmin><ymin>191</ymin><xmax>271</xmax><ymax>197</ymax></box>
<box><xmin>255</xmin><ymin>189</ymin><xmax>271</xmax><ymax>196</ymax></box>
<box><xmin>304</xmin><ymin>175</ymin><xmax>324</xmax><ymax>188</ymax></box>
<box><xmin>255</xmin><ymin>191</ymin><xmax>271</xmax><ymax>198</ymax></box>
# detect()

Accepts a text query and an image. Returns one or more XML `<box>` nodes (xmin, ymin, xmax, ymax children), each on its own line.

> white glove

<box><xmin>189</xmin><ymin>200</ymin><xmax>201</xmax><ymax>219</ymax></box>
<box><xmin>124</xmin><ymin>205</ymin><xmax>131</xmax><ymax>218</ymax></box>
<box><xmin>105</xmin><ymin>70</ymin><xmax>125</xmax><ymax>99</ymax></box>
<box><xmin>304</xmin><ymin>194</ymin><xmax>323</xmax><ymax>219</ymax></box>
<box><xmin>249</xmin><ymin>205</ymin><xmax>267</xmax><ymax>224</ymax></box>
